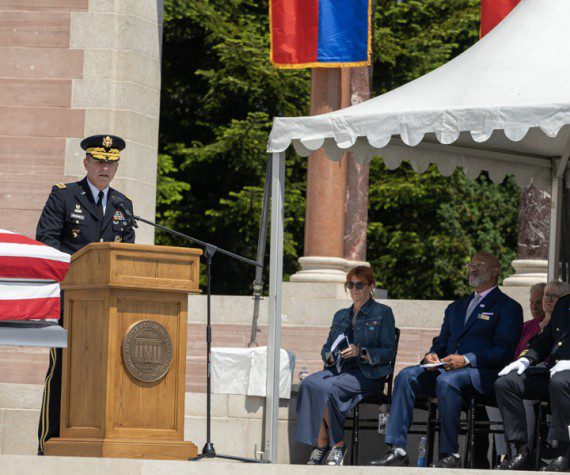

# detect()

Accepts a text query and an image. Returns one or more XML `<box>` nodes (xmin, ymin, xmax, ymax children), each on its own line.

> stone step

<box><xmin>0</xmin><ymin>455</ymin><xmax>537</xmax><ymax>474</ymax></box>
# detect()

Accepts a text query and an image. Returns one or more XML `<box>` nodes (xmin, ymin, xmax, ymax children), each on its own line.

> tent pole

<box><xmin>264</xmin><ymin>151</ymin><xmax>285</xmax><ymax>463</ymax></box>
<box><xmin>547</xmin><ymin>158</ymin><xmax>565</xmax><ymax>281</ymax></box>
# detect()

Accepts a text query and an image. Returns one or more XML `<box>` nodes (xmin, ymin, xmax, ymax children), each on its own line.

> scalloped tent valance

<box><xmin>268</xmin><ymin>0</ymin><xmax>570</xmax><ymax>190</ymax></box>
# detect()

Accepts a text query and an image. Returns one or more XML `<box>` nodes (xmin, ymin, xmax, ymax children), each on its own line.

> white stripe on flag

<box><xmin>0</xmin><ymin>282</ymin><xmax>61</xmax><ymax>300</ymax></box>
<box><xmin>0</xmin><ymin>243</ymin><xmax>70</xmax><ymax>263</ymax></box>
<box><xmin>0</xmin><ymin>229</ymin><xmax>16</xmax><ymax>234</ymax></box>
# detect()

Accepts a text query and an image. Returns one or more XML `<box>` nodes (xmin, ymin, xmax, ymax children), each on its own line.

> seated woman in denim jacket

<box><xmin>294</xmin><ymin>266</ymin><xmax>396</xmax><ymax>466</ymax></box>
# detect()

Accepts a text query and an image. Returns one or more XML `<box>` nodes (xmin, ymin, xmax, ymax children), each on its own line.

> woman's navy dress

<box><xmin>294</xmin><ymin>299</ymin><xmax>396</xmax><ymax>447</ymax></box>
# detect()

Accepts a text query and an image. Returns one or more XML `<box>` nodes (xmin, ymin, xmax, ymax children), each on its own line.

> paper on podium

<box><xmin>211</xmin><ymin>346</ymin><xmax>295</xmax><ymax>399</ymax></box>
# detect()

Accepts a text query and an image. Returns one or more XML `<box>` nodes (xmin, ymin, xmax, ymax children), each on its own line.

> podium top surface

<box><xmin>71</xmin><ymin>242</ymin><xmax>203</xmax><ymax>262</ymax></box>
<box><xmin>64</xmin><ymin>243</ymin><xmax>202</xmax><ymax>293</ymax></box>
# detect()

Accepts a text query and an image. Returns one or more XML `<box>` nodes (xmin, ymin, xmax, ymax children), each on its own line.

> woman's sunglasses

<box><xmin>346</xmin><ymin>281</ymin><xmax>367</xmax><ymax>290</ymax></box>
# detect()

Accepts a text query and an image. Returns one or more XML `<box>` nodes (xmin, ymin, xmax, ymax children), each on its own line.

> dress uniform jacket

<box><xmin>36</xmin><ymin>177</ymin><xmax>135</xmax><ymax>253</ymax></box>
<box><xmin>522</xmin><ymin>293</ymin><xmax>570</xmax><ymax>365</ymax></box>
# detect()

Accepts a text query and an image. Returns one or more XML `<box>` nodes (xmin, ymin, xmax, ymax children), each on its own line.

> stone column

<box><xmin>503</xmin><ymin>182</ymin><xmax>550</xmax><ymax>287</ymax></box>
<box><xmin>290</xmin><ymin>68</ymin><xmax>351</xmax><ymax>283</ymax></box>
<box><xmin>64</xmin><ymin>0</ymin><xmax>163</xmax><ymax>244</ymax></box>
<box><xmin>344</xmin><ymin>66</ymin><xmax>371</xmax><ymax>269</ymax></box>
<box><xmin>0</xmin><ymin>1</ymin><xmax>86</xmax><ymax>238</ymax></box>
<box><xmin>0</xmin><ymin>0</ymin><xmax>162</xmax><ymax>245</ymax></box>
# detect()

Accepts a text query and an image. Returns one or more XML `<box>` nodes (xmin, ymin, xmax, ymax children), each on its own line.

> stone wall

<box><xmin>0</xmin><ymin>0</ymin><xmax>162</xmax><ymax>244</ymax></box>
<box><xmin>0</xmin><ymin>0</ymin><xmax>86</xmax><ymax>237</ymax></box>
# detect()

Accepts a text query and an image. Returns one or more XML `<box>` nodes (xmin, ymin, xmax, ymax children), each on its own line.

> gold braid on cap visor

<box><xmin>86</xmin><ymin>147</ymin><xmax>120</xmax><ymax>161</ymax></box>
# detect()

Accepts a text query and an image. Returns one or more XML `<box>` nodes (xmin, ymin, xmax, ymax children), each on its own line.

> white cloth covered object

<box><xmin>211</xmin><ymin>346</ymin><xmax>295</xmax><ymax>399</ymax></box>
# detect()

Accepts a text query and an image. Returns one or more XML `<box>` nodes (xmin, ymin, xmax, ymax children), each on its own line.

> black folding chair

<box><xmin>344</xmin><ymin>327</ymin><xmax>400</xmax><ymax>465</ymax></box>
<box><xmin>534</xmin><ymin>399</ymin><xmax>551</xmax><ymax>470</ymax></box>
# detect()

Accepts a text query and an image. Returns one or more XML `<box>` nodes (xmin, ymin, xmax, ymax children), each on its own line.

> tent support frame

<box><xmin>547</xmin><ymin>144</ymin><xmax>570</xmax><ymax>281</ymax></box>
<box><xmin>264</xmin><ymin>151</ymin><xmax>285</xmax><ymax>462</ymax></box>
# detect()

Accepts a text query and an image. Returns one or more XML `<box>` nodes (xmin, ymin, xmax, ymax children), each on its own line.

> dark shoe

<box><xmin>500</xmin><ymin>452</ymin><xmax>531</xmax><ymax>470</ymax></box>
<box><xmin>495</xmin><ymin>457</ymin><xmax>511</xmax><ymax>470</ymax></box>
<box><xmin>542</xmin><ymin>456</ymin><xmax>569</xmax><ymax>472</ymax></box>
<box><xmin>325</xmin><ymin>445</ymin><xmax>347</xmax><ymax>466</ymax></box>
<box><xmin>307</xmin><ymin>446</ymin><xmax>328</xmax><ymax>465</ymax></box>
<box><xmin>368</xmin><ymin>449</ymin><xmax>409</xmax><ymax>466</ymax></box>
<box><xmin>432</xmin><ymin>454</ymin><xmax>462</xmax><ymax>468</ymax></box>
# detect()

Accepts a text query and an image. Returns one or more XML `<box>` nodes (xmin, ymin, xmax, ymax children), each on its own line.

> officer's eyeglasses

<box><xmin>346</xmin><ymin>281</ymin><xmax>366</xmax><ymax>290</ymax></box>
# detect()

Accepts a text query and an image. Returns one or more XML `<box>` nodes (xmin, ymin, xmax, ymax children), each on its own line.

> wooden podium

<box><xmin>44</xmin><ymin>243</ymin><xmax>201</xmax><ymax>460</ymax></box>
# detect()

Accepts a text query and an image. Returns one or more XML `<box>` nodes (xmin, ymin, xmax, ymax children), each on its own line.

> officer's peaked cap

<box><xmin>81</xmin><ymin>134</ymin><xmax>126</xmax><ymax>162</ymax></box>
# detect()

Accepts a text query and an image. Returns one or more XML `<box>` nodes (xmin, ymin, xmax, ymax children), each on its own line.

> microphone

<box><xmin>112</xmin><ymin>197</ymin><xmax>138</xmax><ymax>228</ymax></box>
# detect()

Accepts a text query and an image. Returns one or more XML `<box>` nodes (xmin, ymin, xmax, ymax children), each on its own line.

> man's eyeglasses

<box><xmin>465</xmin><ymin>262</ymin><xmax>489</xmax><ymax>271</ymax></box>
<box><xmin>346</xmin><ymin>281</ymin><xmax>367</xmax><ymax>290</ymax></box>
<box><xmin>529</xmin><ymin>299</ymin><xmax>543</xmax><ymax>305</ymax></box>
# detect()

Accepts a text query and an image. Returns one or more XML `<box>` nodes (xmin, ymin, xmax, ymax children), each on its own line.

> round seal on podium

<box><xmin>122</xmin><ymin>320</ymin><xmax>173</xmax><ymax>382</ymax></box>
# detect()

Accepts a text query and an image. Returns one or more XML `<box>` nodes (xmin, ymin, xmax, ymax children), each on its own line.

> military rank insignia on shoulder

<box><xmin>54</xmin><ymin>183</ymin><xmax>67</xmax><ymax>189</ymax></box>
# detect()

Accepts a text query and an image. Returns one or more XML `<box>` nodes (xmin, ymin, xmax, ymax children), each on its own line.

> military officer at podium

<box><xmin>36</xmin><ymin>134</ymin><xmax>136</xmax><ymax>454</ymax></box>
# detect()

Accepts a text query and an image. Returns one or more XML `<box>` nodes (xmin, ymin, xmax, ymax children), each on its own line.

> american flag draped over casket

<box><xmin>0</xmin><ymin>229</ymin><xmax>70</xmax><ymax>321</ymax></box>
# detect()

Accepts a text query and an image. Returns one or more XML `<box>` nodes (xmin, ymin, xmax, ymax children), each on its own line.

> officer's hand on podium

<box><xmin>550</xmin><ymin>360</ymin><xmax>570</xmax><ymax>376</ymax></box>
<box><xmin>498</xmin><ymin>358</ymin><xmax>529</xmax><ymax>376</ymax></box>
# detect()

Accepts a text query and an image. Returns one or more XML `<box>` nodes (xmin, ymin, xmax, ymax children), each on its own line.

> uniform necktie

<box><xmin>96</xmin><ymin>190</ymin><xmax>104</xmax><ymax>219</ymax></box>
<box><xmin>464</xmin><ymin>293</ymin><xmax>481</xmax><ymax>324</ymax></box>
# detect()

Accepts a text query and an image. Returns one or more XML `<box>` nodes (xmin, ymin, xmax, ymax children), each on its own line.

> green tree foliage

<box><xmin>368</xmin><ymin>163</ymin><xmax>518</xmax><ymax>299</ymax></box>
<box><xmin>157</xmin><ymin>0</ymin><xmax>519</xmax><ymax>298</ymax></box>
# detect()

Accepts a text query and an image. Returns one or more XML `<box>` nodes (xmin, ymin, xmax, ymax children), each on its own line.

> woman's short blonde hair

<box><xmin>345</xmin><ymin>266</ymin><xmax>375</xmax><ymax>289</ymax></box>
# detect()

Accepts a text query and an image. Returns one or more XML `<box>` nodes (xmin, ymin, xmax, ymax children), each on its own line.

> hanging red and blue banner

<box><xmin>480</xmin><ymin>0</ymin><xmax>520</xmax><ymax>37</ymax></box>
<box><xmin>270</xmin><ymin>0</ymin><xmax>372</xmax><ymax>69</ymax></box>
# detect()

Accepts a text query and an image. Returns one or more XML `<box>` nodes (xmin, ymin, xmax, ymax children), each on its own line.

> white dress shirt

<box><xmin>86</xmin><ymin>179</ymin><xmax>110</xmax><ymax>215</ymax></box>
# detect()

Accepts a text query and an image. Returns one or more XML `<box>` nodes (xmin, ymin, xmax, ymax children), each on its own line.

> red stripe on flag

<box><xmin>0</xmin><ymin>232</ymin><xmax>46</xmax><ymax>246</ymax></box>
<box><xmin>0</xmin><ymin>297</ymin><xmax>60</xmax><ymax>321</ymax></box>
<box><xmin>271</xmin><ymin>0</ymin><xmax>319</xmax><ymax>65</ymax></box>
<box><xmin>480</xmin><ymin>0</ymin><xmax>520</xmax><ymax>38</ymax></box>
<box><xmin>0</xmin><ymin>256</ymin><xmax>69</xmax><ymax>282</ymax></box>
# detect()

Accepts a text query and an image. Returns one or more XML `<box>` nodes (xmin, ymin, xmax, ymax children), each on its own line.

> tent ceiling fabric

<box><xmin>267</xmin><ymin>0</ymin><xmax>570</xmax><ymax>190</ymax></box>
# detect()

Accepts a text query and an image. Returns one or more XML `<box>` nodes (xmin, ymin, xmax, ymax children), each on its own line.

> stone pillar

<box><xmin>0</xmin><ymin>1</ymin><xmax>86</xmax><ymax>238</ymax></box>
<box><xmin>290</xmin><ymin>68</ymin><xmax>351</xmax><ymax>283</ymax></box>
<box><xmin>0</xmin><ymin>0</ymin><xmax>162</xmax><ymax>244</ymax></box>
<box><xmin>503</xmin><ymin>182</ymin><xmax>550</xmax><ymax>287</ymax></box>
<box><xmin>344</xmin><ymin>66</ymin><xmax>371</xmax><ymax>269</ymax></box>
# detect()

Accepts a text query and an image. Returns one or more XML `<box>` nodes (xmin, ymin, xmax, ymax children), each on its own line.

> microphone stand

<box><xmin>129</xmin><ymin>212</ymin><xmax>268</xmax><ymax>463</ymax></box>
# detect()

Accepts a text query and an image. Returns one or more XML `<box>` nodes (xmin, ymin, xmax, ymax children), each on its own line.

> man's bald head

<box><xmin>468</xmin><ymin>252</ymin><xmax>500</xmax><ymax>291</ymax></box>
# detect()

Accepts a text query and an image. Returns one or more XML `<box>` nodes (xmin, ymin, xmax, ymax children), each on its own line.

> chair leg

<box><xmin>426</xmin><ymin>400</ymin><xmax>436</xmax><ymax>466</ymax></box>
<box><xmin>467</xmin><ymin>399</ymin><xmax>476</xmax><ymax>469</ymax></box>
<box><xmin>535</xmin><ymin>403</ymin><xmax>544</xmax><ymax>470</ymax></box>
<box><xmin>463</xmin><ymin>399</ymin><xmax>476</xmax><ymax>468</ymax></box>
<box><xmin>350</xmin><ymin>404</ymin><xmax>359</xmax><ymax>465</ymax></box>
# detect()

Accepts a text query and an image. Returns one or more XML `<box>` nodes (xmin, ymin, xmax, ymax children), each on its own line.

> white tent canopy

<box><xmin>263</xmin><ymin>0</ymin><xmax>570</xmax><ymax>462</ymax></box>
<box><xmin>268</xmin><ymin>0</ymin><xmax>570</xmax><ymax>191</ymax></box>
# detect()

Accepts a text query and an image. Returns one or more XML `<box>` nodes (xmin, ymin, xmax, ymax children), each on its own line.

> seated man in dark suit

<box><xmin>495</xmin><ymin>291</ymin><xmax>570</xmax><ymax>471</ymax></box>
<box><xmin>369</xmin><ymin>252</ymin><xmax>523</xmax><ymax>468</ymax></box>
